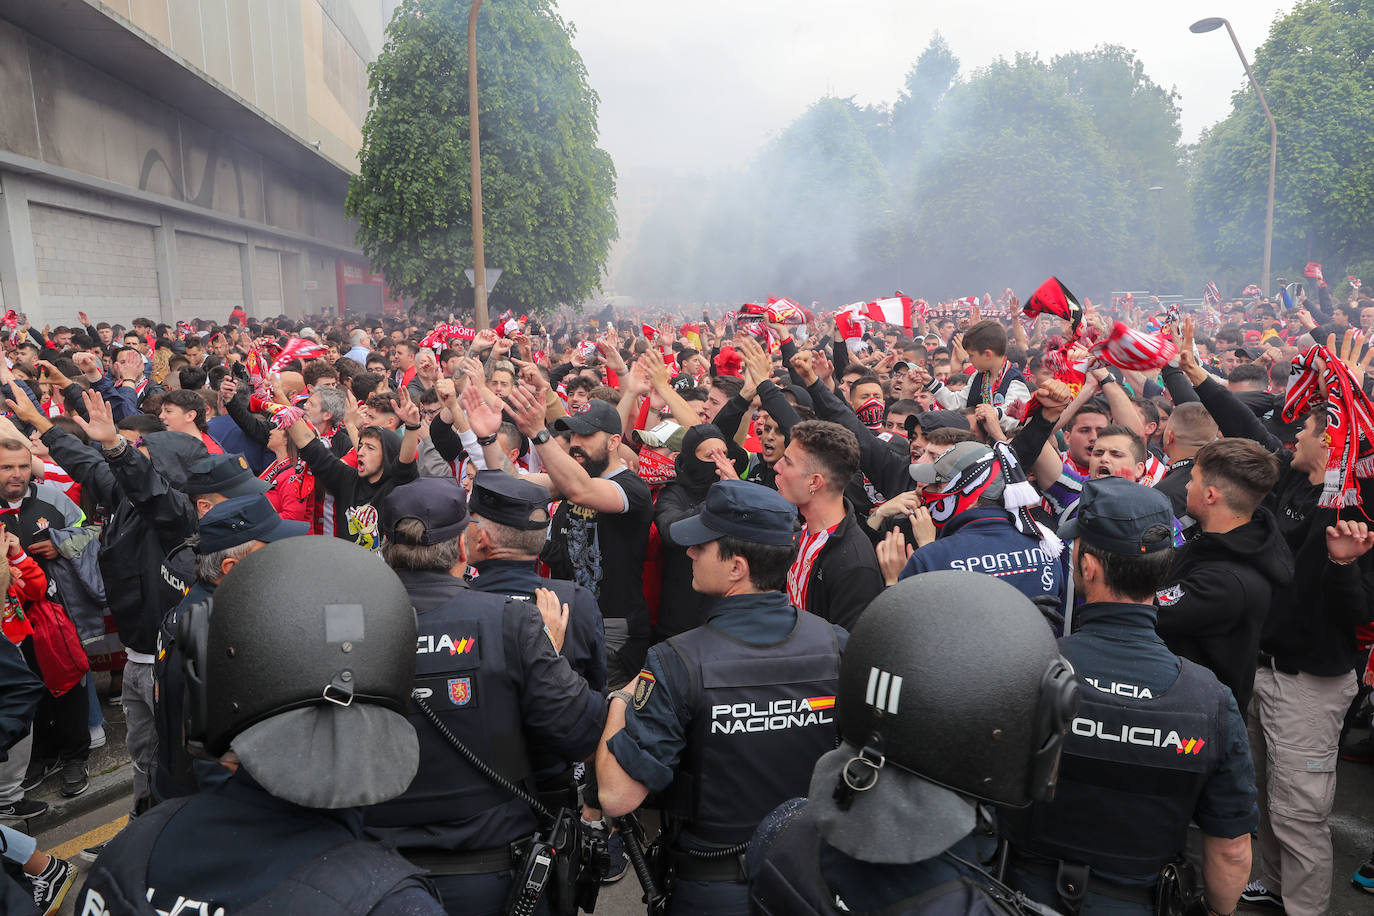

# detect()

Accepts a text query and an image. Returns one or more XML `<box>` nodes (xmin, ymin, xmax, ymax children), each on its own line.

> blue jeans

<box><xmin>0</xmin><ymin>823</ymin><xmax>36</xmax><ymax>865</ymax></box>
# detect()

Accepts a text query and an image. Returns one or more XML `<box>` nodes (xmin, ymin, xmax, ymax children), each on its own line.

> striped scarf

<box><xmin>1280</xmin><ymin>345</ymin><xmax>1374</xmax><ymax>509</ymax></box>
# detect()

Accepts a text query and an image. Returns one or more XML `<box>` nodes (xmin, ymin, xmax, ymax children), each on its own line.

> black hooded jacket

<box><xmin>299</xmin><ymin>426</ymin><xmax>417</xmax><ymax>550</ymax></box>
<box><xmin>653</xmin><ymin>424</ymin><xmax>748</xmax><ymax>640</ymax></box>
<box><xmin>42</xmin><ymin>428</ymin><xmax>206</xmax><ymax>655</ymax></box>
<box><xmin>1154</xmin><ymin>507</ymin><xmax>1295</xmax><ymax>715</ymax></box>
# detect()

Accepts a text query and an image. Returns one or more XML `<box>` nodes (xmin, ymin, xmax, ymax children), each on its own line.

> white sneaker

<box><xmin>89</xmin><ymin>725</ymin><xmax>106</xmax><ymax>749</ymax></box>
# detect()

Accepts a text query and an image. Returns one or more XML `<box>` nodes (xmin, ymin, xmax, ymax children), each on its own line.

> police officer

<box><xmin>153</xmin><ymin>495</ymin><xmax>308</xmax><ymax>799</ymax></box>
<box><xmin>78</xmin><ymin>537</ymin><xmax>445</xmax><ymax>915</ymax></box>
<box><xmin>596</xmin><ymin>479</ymin><xmax>846</xmax><ymax>915</ymax></box>
<box><xmin>366</xmin><ymin>477</ymin><xmax>606</xmax><ymax>916</ymax></box>
<box><xmin>465</xmin><ymin>469</ymin><xmax>606</xmax><ymax>695</ymax></box>
<box><xmin>1002</xmin><ymin>477</ymin><xmax>1257</xmax><ymax>916</ymax></box>
<box><xmin>747</xmin><ymin>571</ymin><xmax>1080</xmax><ymax>915</ymax></box>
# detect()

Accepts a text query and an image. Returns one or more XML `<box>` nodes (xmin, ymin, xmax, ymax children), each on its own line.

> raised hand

<box><xmin>6</xmin><ymin>381</ymin><xmax>45</xmax><ymax>429</ymax></box>
<box><xmin>72</xmin><ymin>389</ymin><xmax>119</xmax><ymax>447</ymax></box>
<box><xmin>460</xmin><ymin>377</ymin><xmax>503</xmax><ymax>438</ymax></box>
<box><xmin>1327</xmin><ymin>519</ymin><xmax>1374</xmax><ymax>564</ymax></box>
<box><xmin>502</xmin><ymin>384</ymin><xmax>548</xmax><ymax>439</ymax></box>
<box><xmin>790</xmin><ymin>351</ymin><xmax>818</xmax><ymax>386</ymax></box>
<box><xmin>392</xmin><ymin>386</ymin><xmax>421</xmax><ymax>427</ymax></box>
<box><xmin>876</xmin><ymin>528</ymin><xmax>913</xmax><ymax>586</ymax></box>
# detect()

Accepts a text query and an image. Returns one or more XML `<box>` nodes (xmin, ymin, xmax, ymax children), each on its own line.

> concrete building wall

<box><xmin>176</xmin><ymin>231</ymin><xmax>244</xmax><ymax>323</ymax></box>
<box><xmin>0</xmin><ymin>1</ymin><xmax>402</xmax><ymax>329</ymax></box>
<box><xmin>30</xmin><ymin>204</ymin><xmax>161</xmax><ymax>328</ymax></box>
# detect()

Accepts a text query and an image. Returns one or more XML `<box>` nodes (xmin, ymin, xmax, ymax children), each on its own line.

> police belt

<box><xmin>1257</xmin><ymin>651</ymin><xmax>1301</xmax><ymax>676</ymax></box>
<box><xmin>669</xmin><ymin>848</ymin><xmax>746</xmax><ymax>883</ymax></box>
<box><xmin>1011</xmin><ymin>855</ymin><xmax>1155</xmax><ymax>906</ymax></box>
<box><xmin>402</xmin><ymin>844</ymin><xmax>517</xmax><ymax>876</ymax></box>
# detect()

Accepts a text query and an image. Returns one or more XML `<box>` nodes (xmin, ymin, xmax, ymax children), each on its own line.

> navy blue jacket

<box><xmin>899</xmin><ymin>507</ymin><xmax>1063</xmax><ymax>604</ymax></box>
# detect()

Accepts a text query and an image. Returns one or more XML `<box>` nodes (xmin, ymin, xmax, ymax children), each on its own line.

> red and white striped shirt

<box><xmin>786</xmin><ymin>523</ymin><xmax>838</xmax><ymax>610</ymax></box>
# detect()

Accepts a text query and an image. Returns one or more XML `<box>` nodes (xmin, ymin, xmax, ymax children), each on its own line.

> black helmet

<box><xmin>181</xmin><ymin>537</ymin><xmax>420</xmax><ymax>808</ymax></box>
<box><xmin>836</xmin><ymin>571</ymin><xmax>1077</xmax><ymax>806</ymax></box>
<box><xmin>808</xmin><ymin>571</ymin><xmax>1078</xmax><ymax>864</ymax></box>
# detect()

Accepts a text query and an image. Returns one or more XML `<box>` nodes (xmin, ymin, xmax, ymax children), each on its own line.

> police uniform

<box><xmin>80</xmin><ymin>537</ymin><xmax>444</xmax><ymax>916</ymax></box>
<box><xmin>604</xmin><ymin>481</ymin><xmax>845</xmax><ymax>915</ymax></box>
<box><xmin>153</xmin><ymin>495</ymin><xmax>307</xmax><ymax>800</ymax></box>
<box><xmin>747</xmin><ymin>571</ymin><xmax>1080</xmax><ymax>916</ymax></box>
<box><xmin>467</xmin><ymin>471</ymin><xmax>607</xmax><ymax>695</ymax></box>
<box><xmin>364</xmin><ymin>478</ymin><xmax>607</xmax><ymax>916</ymax></box>
<box><xmin>1002</xmin><ymin>479</ymin><xmax>1257</xmax><ymax>915</ymax></box>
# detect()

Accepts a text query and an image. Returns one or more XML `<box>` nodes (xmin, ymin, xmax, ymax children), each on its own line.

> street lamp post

<box><xmin>1191</xmin><ymin>16</ymin><xmax>1277</xmax><ymax>298</ymax></box>
<box><xmin>468</xmin><ymin>0</ymin><xmax>489</xmax><ymax>329</ymax></box>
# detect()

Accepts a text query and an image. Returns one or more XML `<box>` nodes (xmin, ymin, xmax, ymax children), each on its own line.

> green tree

<box><xmin>1192</xmin><ymin>0</ymin><xmax>1374</xmax><ymax>282</ymax></box>
<box><xmin>889</xmin><ymin>33</ymin><xmax>960</xmax><ymax>179</ymax></box>
<box><xmin>346</xmin><ymin>0</ymin><xmax>617</xmax><ymax>313</ymax></box>
<box><xmin>903</xmin><ymin>54</ymin><xmax>1134</xmax><ymax>297</ymax></box>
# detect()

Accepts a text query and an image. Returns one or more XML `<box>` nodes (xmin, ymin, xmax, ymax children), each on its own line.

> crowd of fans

<box><xmin>1</xmin><ymin>277</ymin><xmax>1374</xmax><ymax>914</ymax></box>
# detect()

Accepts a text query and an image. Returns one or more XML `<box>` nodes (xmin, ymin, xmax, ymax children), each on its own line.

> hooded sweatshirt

<box><xmin>1154</xmin><ymin>507</ymin><xmax>1295</xmax><ymax>713</ymax></box>
<box><xmin>299</xmin><ymin>427</ymin><xmax>417</xmax><ymax>550</ymax></box>
<box><xmin>653</xmin><ymin>424</ymin><xmax>748</xmax><ymax>640</ymax></box>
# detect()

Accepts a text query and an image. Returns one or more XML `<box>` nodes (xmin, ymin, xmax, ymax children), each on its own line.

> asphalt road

<box><xmin>29</xmin><ymin>748</ymin><xmax>1374</xmax><ymax>915</ymax></box>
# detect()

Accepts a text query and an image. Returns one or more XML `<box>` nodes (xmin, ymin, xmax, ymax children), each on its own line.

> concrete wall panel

<box><xmin>30</xmin><ymin>204</ymin><xmax>160</xmax><ymax>328</ymax></box>
<box><xmin>0</xmin><ymin>22</ymin><xmax>41</xmax><ymax>161</ymax></box>
<box><xmin>254</xmin><ymin>246</ymin><xmax>284</xmax><ymax>314</ymax></box>
<box><xmin>166</xmin><ymin>0</ymin><xmax>205</xmax><ymax>72</ymax></box>
<box><xmin>125</xmin><ymin>0</ymin><xmax>174</xmax><ymax>47</ymax></box>
<box><xmin>199</xmin><ymin>0</ymin><xmax>234</xmax><ymax>88</ymax></box>
<box><xmin>175</xmin><ymin>230</ymin><xmax>243</xmax><ymax>322</ymax></box>
<box><xmin>28</xmin><ymin>46</ymin><xmax>111</xmax><ymax>180</ymax></box>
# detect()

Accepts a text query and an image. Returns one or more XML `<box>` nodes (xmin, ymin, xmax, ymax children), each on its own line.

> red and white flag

<box><xmin>864</xmin><ymin>296</ymin><xmax>915</xmax><ymax>329</ymax></box>
<box><xmin>1204</xmin><ymin>281</ymin><xmax>1222</xmax><ymax>306</ymax></box>
<box><xmin>1091</xmin><ymin>322</ymin><xmax>1177</xmax><ymax>372</ymax></box>
<box><xmin>1305</xmin><ymin>262</ymin><xmax>1325</xmax><ymax>282</ymax></box>
<box><xmin>641</xmin><ymin>323</ymin><xmax>658</xmax><ymax>340</ymax></box>
<box><xmin>267</xmin><ymin>337</ymin><xmax>327</xmax><ymax>376</ymax></box>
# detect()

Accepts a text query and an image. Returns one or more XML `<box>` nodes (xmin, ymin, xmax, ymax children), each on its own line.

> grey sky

<box><xmin>556</xmin><ymin>0</ymin><xmax>1297</xmax><ymax>178</ymax></box>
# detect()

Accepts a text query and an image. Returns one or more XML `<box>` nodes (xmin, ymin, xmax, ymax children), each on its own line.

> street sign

<box><xmin>464</xmin><ymin>267</ymin><xmax>502</xmax><ymax>293</ymax></box>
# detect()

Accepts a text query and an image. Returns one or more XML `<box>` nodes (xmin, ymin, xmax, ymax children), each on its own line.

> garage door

<box><xmin>176</xmin><ymin>232</ymin><xmax>244</xmax><ymax>324</ymax></box>
<box><xmin>30</xmin><ymin>204</ymin><xmax>160</xmax><ymax>328</ymax></box>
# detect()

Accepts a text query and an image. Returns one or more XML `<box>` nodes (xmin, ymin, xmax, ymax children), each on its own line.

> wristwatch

<box><xmin>532</xmin><ymin>428</ymin><xmax>552</xmax><ymax>446</ymax></box>
<box><xmin>102</xmin><ymin>435</ymin><xmax>129</xmax><ymax>458</ymax></box>
<box><xmin>608</xmin><ymin>689</ymin><xmax>634</xmax><ymax>706</ymax></box>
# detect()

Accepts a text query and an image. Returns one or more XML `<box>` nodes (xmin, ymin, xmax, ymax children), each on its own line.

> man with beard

<box><xmin>504</xmin><ymin>391</ymin><xmax>653</xmax><ymax>687</ymax></box>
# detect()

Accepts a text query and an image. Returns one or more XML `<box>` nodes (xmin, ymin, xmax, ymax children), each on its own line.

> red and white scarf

<box><xmin>1280</xmin><ymin>344</ymin><xmax>1374</xmax><ymax>508</ymax></box>
<box><xmin>786</xmin><ymin>523</ymin><xmax>837</xmax><ymax>610</ymax></box>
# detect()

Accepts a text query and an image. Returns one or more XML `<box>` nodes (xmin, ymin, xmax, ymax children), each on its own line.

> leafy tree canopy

<box><xmin>346</xmin><ymin>0</ymin><xmax>617</xmax><ymax>312</ymax></box>
<box><xmin>1192</xmin><ymin>0</ymin><xmax>1374</xmax><ymax>282</ymax></box>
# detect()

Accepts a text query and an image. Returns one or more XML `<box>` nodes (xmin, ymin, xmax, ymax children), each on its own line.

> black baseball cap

<box><xmin>468</xmin><ymin>470</ymin><xmax>551</xmax><ymax>531</ymax></box>
<box><xmin>904</xmin><ymin>410</ymin><xmax>971</xmax><ymax>436</ymax></box>
<box><xmin>380</xmin><ymin>478</ymin><xmax>469</xmax><ymax>545</ymax></box>
<box><xmin>198</xmin><ymin>495</ymin><xmax>308</xmax><ymax>552</ymax></box>
<box><xmin>185</xmin><ymin>453</ymin><xmax>269</xmax><ymax>498</ymax></box>
<box><xmin>1058</xmin><ymin>477</ymin><xmax>1175</xmax><ymax>555</ymax></box>
<box><xmin>670</xmin><ymin>480</ymin><xmax>797</xmax><ymax>547</ymax></box>
<box><xmin>553</xmin><ymin>399</ymin><xmax>621</xmax><ymax>436</ymax></box>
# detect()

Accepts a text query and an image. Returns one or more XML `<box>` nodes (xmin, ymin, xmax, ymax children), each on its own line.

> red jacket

<box><xmin>2</xmin><ymin>553</ymin><xmax>47</xmax><ymax>645</ymax></box>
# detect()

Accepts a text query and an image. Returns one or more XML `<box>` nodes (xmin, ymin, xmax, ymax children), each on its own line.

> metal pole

<box><xmin>1222</xmin><ymin>20</ymin><xmax>1277</xmax><ymax>300</ymax></box>
<box><xmin>467</xmin><ymin>0</ymin><xmax>488</xmax><ymax>329</ymax></box>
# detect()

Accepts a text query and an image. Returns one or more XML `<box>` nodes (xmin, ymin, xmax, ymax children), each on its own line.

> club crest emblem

<box><xmin>448</xmin><ymin>677</ymin><xmax>472</xmax><ymax>707</ymax></box>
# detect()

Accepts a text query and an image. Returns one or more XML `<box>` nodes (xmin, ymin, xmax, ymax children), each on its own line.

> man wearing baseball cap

<box><xmin>596</xmin><ymin>480</ymin><xmax>844</xmax><ymax>915</ymax></box>
<box><xmin>504</xmin><ymin>390</ymin><xmax>653</xmax><ymax>688</ymax></box>
<box><xmin>1002</xmin><ymin>477</ymin><xmax>1256</xmax><ymax>916</ymax></box>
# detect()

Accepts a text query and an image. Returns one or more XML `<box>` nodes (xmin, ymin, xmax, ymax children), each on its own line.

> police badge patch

<box><xmin>1156</xmin><ymin>584</ymin><xmax>1184</xmax><ymax>607</ymax></box>
<box><xmin>632</xmin><ymin>670</ymin><xmax>655</xmax><ymax>710</ymax></box>
<box><xmin>448</xmin><ymin>677</ymin><xmax>473</xmax><ymax>707</ymax></box>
